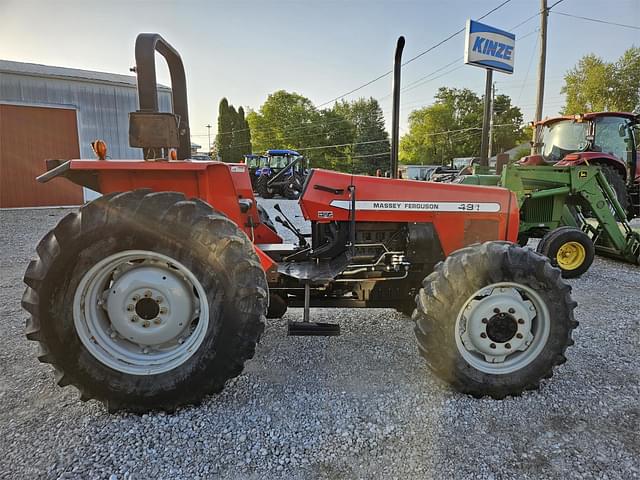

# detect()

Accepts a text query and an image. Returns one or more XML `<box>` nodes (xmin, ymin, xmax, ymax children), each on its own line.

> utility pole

<box><xmin>206</xmin><ymin>124</ymin><xmax>212</xmax><ymax>154</ymax></box>
<box><xmin>488</xmin><ymin>82</ymin><xmax>495</xmax><ymax>159</ymax></box>
<box><xmin>479</xmin><ymin>68</ymin><xmax>493</xmax><ymax>167</ymax></box>
<box><xmin>532</xmin><ymin>0</ymin><xmax>548</xmax><ymax>154</ymax></box>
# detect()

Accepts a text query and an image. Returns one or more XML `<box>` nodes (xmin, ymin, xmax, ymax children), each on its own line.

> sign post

<box><xmin>464</xmin><ymin>20</ymin><xmax>516</xmax><ymax>168</ymax></box>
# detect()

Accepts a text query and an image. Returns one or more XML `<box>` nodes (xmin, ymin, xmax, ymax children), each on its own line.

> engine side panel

<box><xmin>300</xmin><ymin>169</ymin><xmax>519</xmax><ymax>255</ymax></box>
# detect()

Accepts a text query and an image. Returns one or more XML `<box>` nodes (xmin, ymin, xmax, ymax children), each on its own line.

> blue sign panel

<box><xmin>464</xmin><ymin>19</ymin><xmax>516</xmax><ymax>74</ymax></box>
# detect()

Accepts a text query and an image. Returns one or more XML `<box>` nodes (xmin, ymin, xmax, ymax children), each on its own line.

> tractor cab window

<box><xmin>593</xmin><ymin>116</ymin><xmax>634</xmax><ymax>161</ymax></box>
<box><xmin>540</xmin><ymin>120</ymin><xmax>589</xmax><ymax>162</ymax></box>
<box><xmin>269</xmin><ymin>155</ymin><xmax>290</xmax><ymax>169</ymax></box>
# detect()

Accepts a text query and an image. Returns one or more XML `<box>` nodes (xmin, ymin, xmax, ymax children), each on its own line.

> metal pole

<box><xmin>206</xmin><ymin>124</ymin><xmax>212</xmax><ymax>154</ymax></box>
<box><xmin>488</xmin><ymin>82</ymin><xmax>495</xmax><ymax>159</ymax></box>
<box><xmin>390</xmin><ymin>36</ymin><xmax>405</xmax><ymax>179</ymax></box>
<box><xmin>480</xmin><ymin>68</ymin><xmax>493</xmax><ymax>167</ymax></box>
<box><xmin>532</xmin><ymin>0</ymin><xmax>548</xmax><ymax>154</ymax></box>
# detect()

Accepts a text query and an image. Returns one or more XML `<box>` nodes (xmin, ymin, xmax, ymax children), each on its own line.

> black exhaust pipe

<box><xmin>134</xmin><ymin>33</ymin><xmax>190</xmax><ymax>160</ymax></box>
<box><xmin>390</xmin><ymin>36</ymin><xmax>405</xmax><ymax>179</ymax></box>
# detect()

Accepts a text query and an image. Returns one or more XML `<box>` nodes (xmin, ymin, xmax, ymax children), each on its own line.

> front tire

<box><xmin>414</xmin><ymin>242</ymin><xmax>577</xmax><ymax>399</ymax></box>
<box><xmin>256</xmin><ymin>175</ymin><xmax>274</xmax><ymax>199</ymax></box>
<box><xmin>22</xmin><ymin>190</ymin><xmax>268</xmax><ymax>412</ymax></box>
<box><xmin>537</xmin><ymin>227</ymin><xmax>594</xmax><ymax>278</ymax></box>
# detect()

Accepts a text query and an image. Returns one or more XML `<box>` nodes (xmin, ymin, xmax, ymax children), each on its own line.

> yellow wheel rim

<box><xmin>556</xmin><ymin>241</ymin><xmax>586</xmax><ymax>270</ymax></box>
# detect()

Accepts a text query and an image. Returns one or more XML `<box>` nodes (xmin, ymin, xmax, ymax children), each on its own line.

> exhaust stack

<box><xmin>390</xmin><ymin>36</ymin><xmax>405</xmax><ymax>179</ymax></box>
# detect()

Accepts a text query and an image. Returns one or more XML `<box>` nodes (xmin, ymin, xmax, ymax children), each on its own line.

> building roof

<box><xmin>0</xmin><ymin>59</ymin><xmax>171</xmax><ymax>91</ymax></box>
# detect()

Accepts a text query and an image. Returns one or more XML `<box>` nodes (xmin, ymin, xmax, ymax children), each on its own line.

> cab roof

<box><xmin>537</xmin><ymin>112</ymin><xmax>638</xmax><ymax>126</ymax></box>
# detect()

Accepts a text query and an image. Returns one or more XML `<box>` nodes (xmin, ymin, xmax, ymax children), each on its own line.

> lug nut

<box><xmin>516</xmin><ymin>333</ymin><xmax>523</xmax><ymax>339</ymax></box>
<box><xmin>480</xmin><ymin>332</ymin><xmax>487</xmax><ymax>338</ymax></box>
<box><xmin>518</xmin><ymin>318</ymin><xmax>525</xmax><ymax>324</ymax></box>
<box><xmin>153</xmin><ymin>318</ymin><xmax>161</xmax><ymax>325</ymax></box>
<box><xmin>159</xmin><ymin>307</ymin><xmax>168</xmax><ymax>314</ymax></box>
<box><xmin>144</xmin><ymin>290</ymin><xmax>152</xmax><ymax>298</ymax></box>
<box><xmin>142</xmin><ymin>348</ymin><xmax>149</xmax><ymax>354</ymax></box>
<box><xmin>481</xmin><ymin>318</ymin><xmax>488</xmax><ymax>324</ymax></box>
<box><xmin>156</xmin><ymin>297</ymin><xmax>163</xmax><ymax>304</ymax></box>
<box><xmin>110</xmin><ymin>331</ymin><xmax>117</xmax><ymax>339</ymax></box>
<box><xmin>489</xmin><ymin>343</ymin><xmax>496</xmax><ymax>349</ymax></box>
<box><xmin>126</xmin><ymin>304</ymin><xmax>134</xmax><ymax>312</ymax></box>
<box><xmin>142</xmin><ymin>321</ymin><xmax>150</xmax><ymax>328</ymax></box>
<box><xmin>508</xmin><ymin>308</ymin><xmax>515</xmax><ymax>314</ymax></box>
<box><xmin>131</xmin><ymin>316</ymin><xmax>138</xmax><ymax>322</ymax></box>
<box><xmin>505</xmin><ymin>343</ymin><xmax>511</xmax><ymax>349</ymax></box>
<box><xmin>132</xmin><ymin>295</ymin><xmax>139</xmax><ymax>302</ymax></box>
<box><xmin>493</xmin><ymin>308</ymin><xmax>500</xmax><ymax>314</ymax></box>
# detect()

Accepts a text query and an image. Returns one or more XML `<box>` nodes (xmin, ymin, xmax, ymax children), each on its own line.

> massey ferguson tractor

<box><xmin>23</xmin><ymin>34</ymin><xmax>577</xmax><ymax>412</ymax></box>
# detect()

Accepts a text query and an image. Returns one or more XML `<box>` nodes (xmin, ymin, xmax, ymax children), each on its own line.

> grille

<box><xmin>522</xmin><ymin>197</ymin><xmax>554</xmax><ymax>223</ymax></box>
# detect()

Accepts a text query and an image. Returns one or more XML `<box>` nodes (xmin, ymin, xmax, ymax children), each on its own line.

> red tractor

<box><xmin>523</xmin><ymin>112</ymin><xmax>640</xmax><ymax>218</ymax></box>
<box><xmin>23</xmin><ymin>34</ymin><xmax>577</xmax><ymax>412</ymax></box>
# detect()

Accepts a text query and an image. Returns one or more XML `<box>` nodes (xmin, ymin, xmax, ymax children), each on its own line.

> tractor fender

<box><xmin>555</xmin><ymin>152</ymin><xmax>628</xmax><ymax>180</ymax></box>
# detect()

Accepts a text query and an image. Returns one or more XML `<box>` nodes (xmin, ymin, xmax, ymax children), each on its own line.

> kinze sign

<box><xmin>464</xmin><ymin>19</ymin><xmax>515</xmax><ymax>74</ymax></box>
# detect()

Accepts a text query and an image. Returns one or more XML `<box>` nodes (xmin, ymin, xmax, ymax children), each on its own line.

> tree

<box><xmin>247</xmin><ymin>90</ymin><xmax>355</xmax><ymax>169</ymax></box>
<box><xmin>561</xmin><ymin>47</ymin><xmax>640</xmax><ymax>114</ymax></box>
<box><xmin>399</xmin><ymin>87</ymin><xmax>523</xmax><ymax>165</ymax></box>
<box><xmin>235</xmin><ymin>106</ymin><xmax>252</xmax><ymax>158</ymax></box>
<box><xmin>216</xmin><ymin>100</ymin><xmax>253</xmax><ymax>162</ymax></box>
<box><xmin>333</xmin><ymin>97</ymin><xmax>390</xmax><ymax>174</ymax></box>
<box><xmin>215</xmin><ymin>98</ymin><xmax>233</xmax><ymax>162</ymax></box>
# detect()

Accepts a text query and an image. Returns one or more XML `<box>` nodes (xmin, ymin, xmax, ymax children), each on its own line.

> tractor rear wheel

<box><xmin>256</xmin><ymin>175</ymin><xmax>274</xmax><ymax>199</ymax></box>
<box><xmin>22</xmin><ymin>190</ymin><xmax>268</xmax><ymax>412</ymax></box>
<box><xmin>537</xmin><ymin>227</ymin><xmax>594</xmax><ymax>278</ymax></box>
<box><xmin>599</xmin><ymin>164</ymin><xmax>629</xmax><ymax>215</ymax></box>
<box><xmin>414</xmin><ymin>242</ymin><xmax>577</xmax><ymax>399</ymax></box>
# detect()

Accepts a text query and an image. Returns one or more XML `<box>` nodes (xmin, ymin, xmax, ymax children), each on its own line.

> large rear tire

<box><xmin>22</xmin><ymin>190</ymin><xmax>268</xmax><ymax>412</ymax></box>
<box><xmin>598</xmin><ymin>164</ymin><xmax>629</xmax><ymax>216</ymax></box>
<box><xmin>414</xmin><ymin>242</ymin><xmax>577</xmax><ymax>399</ymax></box>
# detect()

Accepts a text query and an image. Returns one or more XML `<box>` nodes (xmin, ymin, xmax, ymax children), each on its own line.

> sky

<box><xmin>1</xmin><ymin>0</ymin><xmax>638</xmax><ymax>150</ymax></box>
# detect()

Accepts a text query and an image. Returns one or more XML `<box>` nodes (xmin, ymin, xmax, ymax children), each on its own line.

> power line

<box><xmin>552</xmin><ymin>11</ymin><xmax>640</xmax><ymax>30</ymax></box>
<box><xmin>196</xmin><ymin>7</ymin><xmax>542</xmax><ymax>143</ymax></box>
<box><xmin>315</xmin><ymin>0</ymin><xmax>514</xmax><ymax>108</ymax></box>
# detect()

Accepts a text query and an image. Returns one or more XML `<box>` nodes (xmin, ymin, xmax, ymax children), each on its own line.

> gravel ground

<box><xmin>1</xmin><ymin>201</ymin><xmax>638</xmax><ymax>480</ymax></box>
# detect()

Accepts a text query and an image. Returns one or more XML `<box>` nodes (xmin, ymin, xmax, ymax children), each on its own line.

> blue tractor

<box><xmin>254</xmin><ymin>149</ymin><xmax>307</xmax><ymax>199</ymax></box>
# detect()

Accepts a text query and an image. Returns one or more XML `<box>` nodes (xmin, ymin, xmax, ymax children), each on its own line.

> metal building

<box><xmin>0</xmin><ymin>60</ymin><xmax>172</xmax><ymax>207</ymax></box>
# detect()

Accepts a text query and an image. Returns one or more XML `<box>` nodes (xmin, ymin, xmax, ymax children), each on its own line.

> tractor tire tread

<box><xmin>22</xmin><ymin>190</ymin><xmax>267</xmax><ymax>413</ymax></box>
<box><xmin>413</xmin><ymin>241</ymin><xmax>577</xmax><ymax>399</ymax></box>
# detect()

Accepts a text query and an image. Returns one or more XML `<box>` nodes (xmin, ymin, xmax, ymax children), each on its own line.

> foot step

<box><xmin>287</xmin><ymin>321</ymin><xmax>340</xmax><ymax>336</ymax></box>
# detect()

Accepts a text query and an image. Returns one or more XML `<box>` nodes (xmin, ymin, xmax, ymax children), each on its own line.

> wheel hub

<box><xmin>458</xmin><ymin>285</ymin><xmax>538</xmax><ymax>366</ymax></box>
<box><xmin>106</xmin><ymin>265</ymin><xmax>195</xmax><ymax>347</ymax></box>
<box><xmin>556</xmin><ymin>241</ymin><xmax>586</xmax><ymax>270</ymax></box>
<box><xmin>73</xmin><ymin>250</ymin><xmax>210</xmax><ymax>375</ymax></box>
<box><xmin>486</xmin><ymin>312</ymin><xmax>518</xmax><ymax>343</ymax></box>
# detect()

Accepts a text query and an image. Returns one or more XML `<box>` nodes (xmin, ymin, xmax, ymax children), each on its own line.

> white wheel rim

<box><xmin>454</xmin><ymin>282</ymin><xmax>550</xmax><ymax>375</ymax></box>
<box><xmin>73</xmin><ymin>250</ymin><xmax>210</xmax><ymax>375</ymax></box>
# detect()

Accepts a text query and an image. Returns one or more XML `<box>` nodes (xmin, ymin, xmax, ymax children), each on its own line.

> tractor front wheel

<box><xmin>256</xmin><ymin>175</ymin><xmax>274</xmax><ymax>199</ymax></box>
<box><xmin>414</xmin><ymin>242</ymin><xmax>577</xmax><ymax>399</ymax></box>
<box><xmin>537</xmin><ymin>227</ymin><xmax>594</xmax><ymax>278</ymax></box>
<box><xmin>22</xmin><ymin>190</ymin><xmax>268</xmax><ymax>412</ymax></box>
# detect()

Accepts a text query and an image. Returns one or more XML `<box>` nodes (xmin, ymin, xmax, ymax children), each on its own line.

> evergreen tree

<box><xmin>235</xmin><ymin>106</ymin><xmax>252</xmax><ymax>157</ymax></box>
<box><xmin>215</xmin><ymin>98</ymin><xmax>233</xmax><ymax>162</ymax></box>
<box><xmin>228</xmin><ymin>104</ymin><xmax>240</xmax><ymax>162</ymax></box>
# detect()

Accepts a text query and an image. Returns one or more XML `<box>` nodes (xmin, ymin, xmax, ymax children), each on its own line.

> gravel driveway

<box><xmin>0</xmin><ymin>202</ymin><xmax>638</xmax><ymax>480</ymax></box>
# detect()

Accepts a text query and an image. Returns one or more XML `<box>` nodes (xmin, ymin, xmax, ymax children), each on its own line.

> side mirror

<box><xmin>619</xmin><ymin>124</ymin><xmax>627</xmax><ymax>137</ymax></box>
